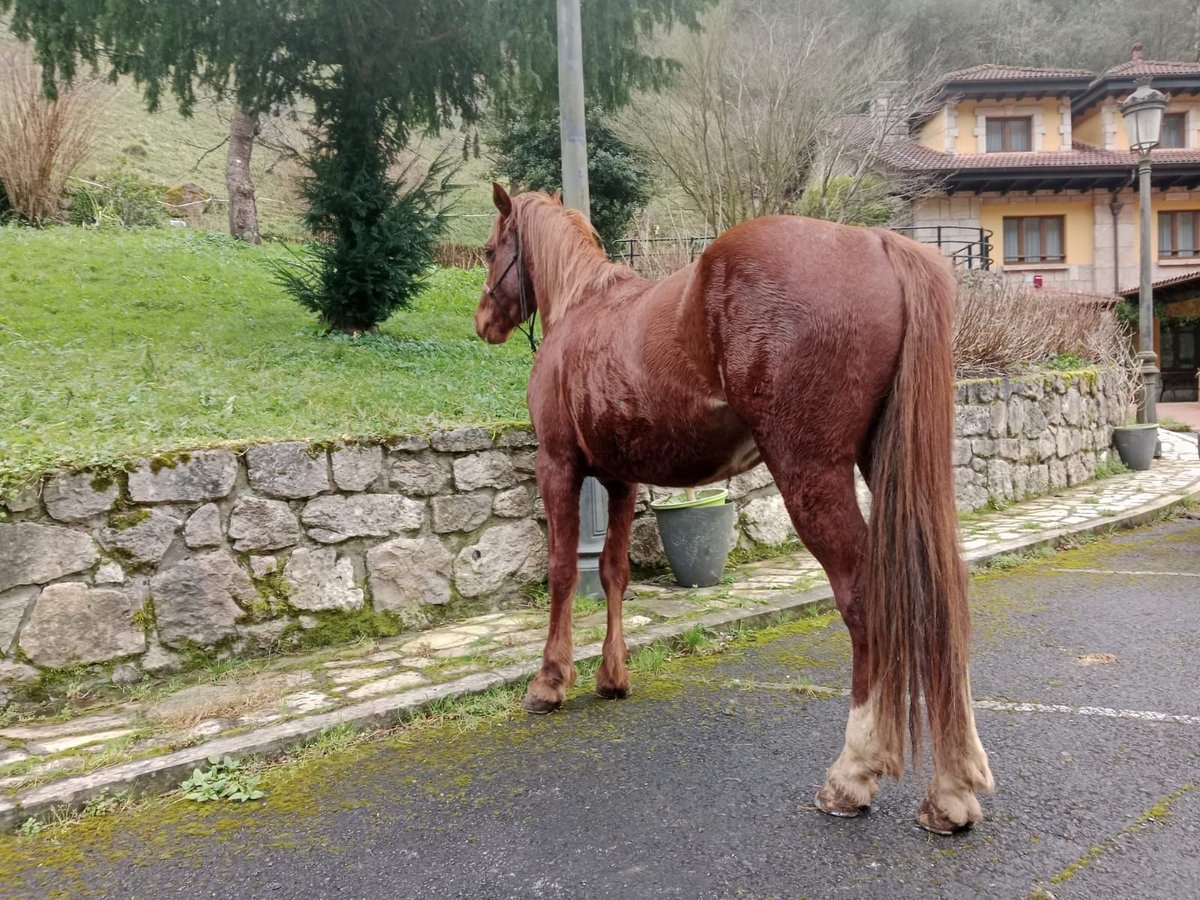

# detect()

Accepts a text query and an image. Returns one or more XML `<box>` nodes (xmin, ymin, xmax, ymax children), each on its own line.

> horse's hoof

<box><xmin>916</xmin><ymin>797</ymin><xmax>975</xmax><ymax>835</ymax></box>
<box><xmin>521</xmin><ymin>691</ymin><xmax>563</xmax><ymax>715</ymax></box>
<box><xmin>814</xmin><ymin>785</ymin><xmax>869</xmax><ymax>819</ymax></box>
<box><xmin>595</xmin><ymin>681</ymin><xmax>631</xmax><ymax>700</ymax></box>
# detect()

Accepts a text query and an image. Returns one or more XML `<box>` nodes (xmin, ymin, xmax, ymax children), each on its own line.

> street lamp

<box><xmin>1118</xmin><ymin>81</ymin><xmax>1168</xmax><ymax>426</ymax></box>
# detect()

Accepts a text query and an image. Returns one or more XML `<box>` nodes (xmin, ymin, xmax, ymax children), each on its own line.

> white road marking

<box><xmin>974</xmin><ymin>699</ymin><xmax>1200</xmax><ymax>726</ymax></box>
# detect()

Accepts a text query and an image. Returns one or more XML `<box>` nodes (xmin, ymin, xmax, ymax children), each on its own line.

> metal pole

<box><xmin>556</xmin><ymin>0</ymin><xmax>606</xmax><ymax>598</ymax></box>
<box><xmin>1137</xmin><ymin>154</ymin><xmax>1160</xmax><ymax>426</ymax></box>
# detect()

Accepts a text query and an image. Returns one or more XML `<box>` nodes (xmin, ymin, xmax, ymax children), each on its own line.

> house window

<box><xmin>1003</xmin><ymin>216</ymin><xmax>1065</xmax><ymax>264</ymax></box>
<box><xmin>1158</xmin><ymin>211</ymin><xmax>1200</xmax><ymax>258</ymax></box>
<box><xmin>1160</xmin><ymin>113</ymin><xmax>1187</xmax><ymax>149</ymax></box>
<box><xmin>986</xmin><ymin>117</ymin><xmax>1032</xmax><ymax>152</ymax></box>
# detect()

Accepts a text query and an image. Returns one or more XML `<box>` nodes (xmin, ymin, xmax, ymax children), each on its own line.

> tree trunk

<box><xmin>226</xmin><ymin>107</ymin><xmax>261</xmax><ymax>244</ymax></box>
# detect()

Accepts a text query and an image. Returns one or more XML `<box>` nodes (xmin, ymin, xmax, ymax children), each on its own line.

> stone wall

<box><xmin>0</xmin><ymin>371</ymin><xmax>1123</xmax><ymax>703</ymax></box>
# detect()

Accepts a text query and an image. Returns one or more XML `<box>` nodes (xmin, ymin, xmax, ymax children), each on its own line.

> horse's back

<box><xmin>690</xmin><ymin>216</ymin><xmax>914</xmax><ymax>447</ymax></box>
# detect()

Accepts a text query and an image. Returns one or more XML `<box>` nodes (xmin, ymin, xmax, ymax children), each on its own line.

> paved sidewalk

<box><xmin>1</xmin><ymin>434</ymin><xmax>1198</xmax><ymax>830</ymax></box>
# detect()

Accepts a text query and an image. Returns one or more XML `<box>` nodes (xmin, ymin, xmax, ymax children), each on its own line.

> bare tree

<box><xmin>226</xmin><ymin>105</ymin><xmax>261</xmax><ymax>243</ymax></box>
<box><xmin>622</xmin><ymin>2</ymin><xmax>933</xmax><ymax>232</ymax></box>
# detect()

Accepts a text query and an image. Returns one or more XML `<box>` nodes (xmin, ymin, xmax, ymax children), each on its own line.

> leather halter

<box><xmin>484</xmin><ymin>226</ymin><xmax>539</xmax><ymax>353</ymax></box>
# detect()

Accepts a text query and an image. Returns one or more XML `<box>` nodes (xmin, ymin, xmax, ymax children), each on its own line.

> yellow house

<box><xmin>883</xmin><ymin>46</ymin><xmax>1200</xmax><ymax>401</ymax></box>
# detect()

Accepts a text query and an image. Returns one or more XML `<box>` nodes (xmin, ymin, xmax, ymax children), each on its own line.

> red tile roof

<box><xmin>1118</xmin><ymin>269</ymin><xmax>1200</xmax><ymax>297</ymax></box>
<box><xmin>1103</xmin><ymin>59</ymin><xmax>1200</xmax><ymax>78</ymax></box>
<box><xmin>882</xmin><ymin>140</ymin><xmax>1200</xmax><ymax>173</ymax></box>
<box><xmin>944</xmin><ymin>64</ymin><xmax>1094</xmax><ymax>81</ymax></box>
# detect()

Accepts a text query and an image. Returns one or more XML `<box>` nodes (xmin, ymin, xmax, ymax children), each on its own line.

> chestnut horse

<box><xmin>474</xmin><ymin>185</ymin><xmax>993</xmax><ymax>833</ymax></box>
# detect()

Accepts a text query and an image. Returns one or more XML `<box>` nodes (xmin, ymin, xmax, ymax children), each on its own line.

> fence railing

<box><xmin>889</xmin><ymin>225</ymin><xmax>993</xmax><ymax>271</ymax></box>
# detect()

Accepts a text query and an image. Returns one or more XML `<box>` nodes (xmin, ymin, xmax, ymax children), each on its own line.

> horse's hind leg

<box><xmin>596</xmin><ymin>480</ymin><xmax>636</xmax><ymax>699</ymax></box>
<box><xmin>756</xmin><ymin>451</ymin><xmax>900</xmax><ymax>817</ymax></box>
<box><xmin>523</xmin><ymin>453</ymin><xmax>583</xmax><ymax>714</ymax></box>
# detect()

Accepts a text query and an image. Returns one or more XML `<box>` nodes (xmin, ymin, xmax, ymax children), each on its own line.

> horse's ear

<box><xmin>551</xmin><ymin>189</ymin><xmax>563</xmax><ymax>205</ymax></box>
<box><xmin>492</xmin><ymin>182</ymin><xmax>513</xmax><ymax>217</ymax></box>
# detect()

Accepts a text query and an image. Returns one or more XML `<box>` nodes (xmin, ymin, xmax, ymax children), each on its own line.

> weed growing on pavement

<box><xmin>180</xmin><ymin>755</ymin><xmax>266</xmax><ymax>803</ymax></box>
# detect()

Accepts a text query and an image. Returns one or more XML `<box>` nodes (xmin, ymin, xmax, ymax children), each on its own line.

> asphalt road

<box><xmin>3</xmin><ymin>518</ymin><xmax>1199</xmax><ymax>899</ymax></box>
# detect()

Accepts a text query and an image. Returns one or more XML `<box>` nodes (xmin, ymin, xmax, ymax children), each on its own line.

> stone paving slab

<box><xmin>0</xmin><ymin>442</ymin><xmax>1197</xmax><ymax>831</ymax></box>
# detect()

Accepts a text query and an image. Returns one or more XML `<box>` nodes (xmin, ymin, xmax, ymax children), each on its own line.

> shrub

<box><xmin>0</xmin><ymin>45</ymin><xmax>98</xmax><ymax>224</ymax></box>
<box><xmin>271</xmin><ymin>80</ymin><xmax>452</xmax><ymax>333</ymax></box>
<box><xmin>488</xmin><ymin>105</ymin><xmax>653</xmax><ymax>252</ymax></box>
<box><xmin>953</xmin><ymin>273</ymin><xmax>1136</xmax><ymax>382</ymax></box>
<box><xmin>796</xmin><ymin>174</ymin><xmax>899</xmax><ymax>226</ymax></box>
<box><xmin>68</xmin><ymin>164</ymin><xmax>168</xmax><ymax>228</ymax></box>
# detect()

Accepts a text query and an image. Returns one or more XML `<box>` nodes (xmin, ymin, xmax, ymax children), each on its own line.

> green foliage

<box><xmin>4</xmin><ymin>0</ymin><xmax>714</xmax><ymax>329</ymax></box>
<box><xmin>796</xmin><ymin>175</ymin><xmax>897</xmax><ymax>227</ymax></box>
<box><xmin>271</xmin><ymin>106</ymin><xmax>453</xmax><ymax>331</ymax></box>
<box><xmin>18</xmin><ymin>818</ymin><xmax>43</xmax><ymax>837</ymax></box>
<box><xmin>68</xmin><ymin>164</ymin><xmax>166</xmax><ymax>228</ymax></box>
<box><xmin>180</xmin><ymin>755</ymin><xmax>265</xmax><ymax>803</ymax></box>
<box><xmin>489</xmin><ymin>105</ymin><xmax>654</xmax><ymax>251</ymax></box>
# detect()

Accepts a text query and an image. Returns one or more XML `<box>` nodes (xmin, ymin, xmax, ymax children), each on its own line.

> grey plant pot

<box><xmin>1113</xmin><ymin>424</ymin><xmax>1157</xmax><ymax>471</ymax></box>
<box><xmin>653</xmin><ymin>500</ymin><xmax>737</xmax><ymax>588</ymax></box>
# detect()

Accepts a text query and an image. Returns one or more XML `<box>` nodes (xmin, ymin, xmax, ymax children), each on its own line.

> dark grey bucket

<box><xmin>1113</xmin><ymin>425</ymin><xmax>1157</xmax><ymax>471</ymax></box>
<box><xmin>653</xmin><ymin>501</ymin><xmax>737</xmax><ymax>588</ymax></box>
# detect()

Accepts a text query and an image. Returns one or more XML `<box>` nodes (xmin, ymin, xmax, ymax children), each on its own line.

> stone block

<box><xmin>98</xmin><ymin>509</ymin><xmax>181</xmax><ymax>565</ymax></box>
<box><xmin>1022</xmin><ymin>405</ymin><xmax>1049</xmax><ymax>439</ymax></box>
<box><xmin>728</xmin><ymin>464</ymin><xmax>774</xmax><ymax>499</ymax></box>
<box><xmin>985</xmin><ymin>459</ymin><xmax>1013</xmax><ymax>501</ymax></box>
<box><xmin>368</xmin><ymin>537</ymin><xmax>453</xmax><ymax>609</ymax></box>
<box><xmin>988</xmin><ymin>401</ymin><xmax>1007</xmax><ymax>439</ymax></box>
<box><xmin>453</xmin><ymin>452</ymin><xmax>519</xmax><ymax>491</ymax></box>
<box><xmin>0</xmin><ymin>586</ymin><xmax>37</xmax><ymax>656</ymax></box>
<box><xmin>971</xmin><ymin>438</ymin><xmax>996</xmax><ymax>458</ymax></box>
<box><xmin>19</xmin><ymin>584</ymin><xmax>146</xmax><ymax>668</ymax></box>
<box><xmin>387</xmin><ymin>435</ymin><xmax>431</xmax><ymax>452</ymax></box>
<box><xmin>1041</xmin><ymin>393</ymin><xmax>1063</xmax><ymax>426</ymax></box>
<box><xmin>229</xmin><ymin>497</ymin><xmax>301</xmax><ymax>552</ymax></box>
<box><xmin>453</xmin><ymin>520</ymin><xmax>547</xmax><ymax>598</ymax></box>
<box><xmin>3</xmin><ymin>484</ymin><xmax>41</xmax><ymax>514</ymax></box>
<box><xmin>952</xmin><ymin>439</ymin><xmax>973</xmax><ymax>467</ymax></box>
<box><xmin>496</xmin><ymin>429</ymin><xmax>538</xmax><ymax>449</ymax></box>
<box><xmin>151</xmin><ymin>551</ymin><xmax>253</xmax><ymax>647</ymax></box>
<box><xmin>283</xmin><ymin>548</ymin><xmax>364</xmax><ymax>612</ymax></box>
<box><xmin>628</xmin><ymin>516</ymin><xmax>664</xmax><ymax>568</ymax></box>
<box><xmin>492</xmin><ymin>486</ymin><xmax>533</xmax><ymax>518</ymax></box>
<box><xmin>301</xmin><ymin>494</ymin><xmax>424</xmax><ymax>543</ymax></box>
<box><xmin>1048</xmin><ymin>459</ymin><xmax>1068</xmax><ymax>489</ymax></box>
<box><xmin>0</xmin><ymin>524</ymin><xmax>97</xmax><ymax>593</ymax></box>
<box><xmin>1063</xmin><ymin>387</ymin><xmax>1082</xmax><ymax>425</ymax></box>
<box><xmin>431</xmin><ymin>492</ymin><xmax>492</xmax><ymax>533</ymax></box>
<box><xmin>955</xmin><ymin>405</ymin><xmax>991</xmax><ymax>437</ymax></box>
<box><xmin>390</xmin><ymin>454</ymin><xmax>451</xmax><ymax>496</ymax></box>
<box><xmin>43</xmin><ymin>472</ymin><xmax>118</xmax><ymax>523</ymax></box>
<box><xmin>740</xmin><ymin>495</ymin><xmax>795</xmax><ymax>547</ymax></box>
<box><xmin>331</xmin><ymin>444</ymin><xmax>384</xmax><ymax>492</ymax></box>
<box><xmin>430</xmin><ymin>427</ymin><xmax>493</xmax><ymax>453</ymax></box>
<box><xmin>128</xmin><ymin>450</ymin><xmax>238</xmax><ymax>503</ymax></box>
<box><xmin>184</xmin><ymin>503</ymin><xmax>223</xmax><ymax>549</ymax></box>
<box><xmin>246</xmin><ymin>442</ymin><xmax>330</xmax><ymax>499</ymax></box>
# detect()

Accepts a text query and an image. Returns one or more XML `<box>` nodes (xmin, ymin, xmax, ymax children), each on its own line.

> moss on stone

<box><xmin>131</xmin><ymin>598</ymin><xmax>156</xmax><ymax>631</ymax></box>
<box><xmin>107</xmin><ymin>508</ymin><xmax>150</xmax><ymax>531</ymax></box>
<box><xmin>148</xmin><ymin>451</ymin><xmax>192</xmax><ymax>474</ymax></box>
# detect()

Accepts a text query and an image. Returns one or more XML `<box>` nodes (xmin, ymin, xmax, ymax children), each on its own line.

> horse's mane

<box><xmin>513</xmin><ymin>193</ymin><xmax>639</xmax><ymax>325</ymax></box>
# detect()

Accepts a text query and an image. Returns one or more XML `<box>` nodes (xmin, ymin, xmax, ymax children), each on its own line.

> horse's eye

<box><xmin>483</xmin><ymin>247</ymin><xmax>495</xmax><ymax>260</ymax></box>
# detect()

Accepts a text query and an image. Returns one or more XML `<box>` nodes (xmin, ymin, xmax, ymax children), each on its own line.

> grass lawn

<box><xmin>0</xmin><ymin>226</ymin><xmax>531</xmax><ymax>499</ymax></box>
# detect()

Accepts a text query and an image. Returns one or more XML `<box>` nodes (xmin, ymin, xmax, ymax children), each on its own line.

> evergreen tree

<box><xmin>489</xmin><ymin>106</ymin><xmax>654</xmax><ymax>252</ymax></box>
<box><xmin>2</xmin><ymin>0</ymin><xmax>713</xmax><ymax>330</ymax></box>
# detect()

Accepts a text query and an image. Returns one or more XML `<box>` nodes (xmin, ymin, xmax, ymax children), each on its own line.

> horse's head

<box><xmin>475</xmin><ymin>183</ymin><xmax>538</xmax><ymax>345</ymax></box>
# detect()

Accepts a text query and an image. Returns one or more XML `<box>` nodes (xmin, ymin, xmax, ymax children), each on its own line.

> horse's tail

<box><xmin>866</xmin><ymin>230</ymin><xmax>973</xmax><ymax>778</ymax></box>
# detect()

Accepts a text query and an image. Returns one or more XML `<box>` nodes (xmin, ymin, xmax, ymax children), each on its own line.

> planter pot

<box><xmin>1113</xmin><ymin>424</ymin><xmax>1158</xmax><ymax>471</ymax></box>
<box><xmin>651</xmin><ymin>500</ymin><xmax>737</xmax><ymax>588</ymax></box>
<box><xmin>650</xmin><ymin>488</ymin><xmax>729</xmax><ymax>510</ymax></box>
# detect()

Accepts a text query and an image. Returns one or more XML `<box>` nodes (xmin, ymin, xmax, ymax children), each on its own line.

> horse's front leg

<box><xmin>596</xmin><ymin>480</ymin><xmax>637</xmax><ymax>699</ymax></box>
<box><xmin>522</xmin><ymin>455</ymin><xmax>583</xmax><ymax>714</ymax></box>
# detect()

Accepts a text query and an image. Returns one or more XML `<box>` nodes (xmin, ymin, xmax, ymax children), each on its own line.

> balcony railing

<box><xmin>890</xmin><ymin>225</ymin><xmax>993</xmax><ymax>271</ymax></box>
<box><xmin>611</xmin><ymin>225</ymin><xmax>993</xmax><ymax>277</ymax></box>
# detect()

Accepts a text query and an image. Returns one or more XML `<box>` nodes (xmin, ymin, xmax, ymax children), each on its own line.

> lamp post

<box><xmin>1118</xmin><ymin>81</ymin><xmax>1168</xmax><ymax>426</ymax></box>
<box><xmin>557</xmin><ymin>0</ymin><xmax>607</xmax><ymax>597</ymax></box>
